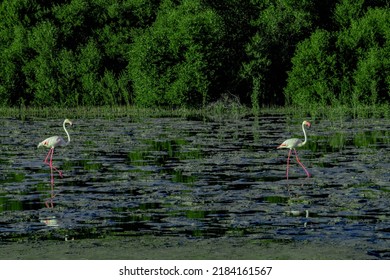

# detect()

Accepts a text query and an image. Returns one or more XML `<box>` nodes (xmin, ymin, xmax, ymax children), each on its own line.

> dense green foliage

<box><xmin>0</xmin><ymin>0</ymin><xmax>389</xmax><ymax>109</ymax></box>
<box><xmin>129</xmin><ymin>0</ymin><xmax>226</xmax><ymax>107</ymax></box>
<box><xmin>286</xmin><ymin>0</ymin><xmax>390</xmax><ymax>107</ymax></box>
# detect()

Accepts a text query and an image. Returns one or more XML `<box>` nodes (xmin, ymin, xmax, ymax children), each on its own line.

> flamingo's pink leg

<box><xmin>45</xmin><ymin>191</ymin><xmax>56</xmax><ymax>208</ymax></box>
<box><xmin>49</xmin><ymin>148</ymin><xmax>55</xmax><ymax>189</ymax></box>
<box><xmin>294</xmin><ymin>149</ymin><xmax>310</xmax><ymax>178</ymax></box>
<box><xmin>51</xmin><ymin>164</ymin><xmax>63</xmax><ymax>178</ymax></box>
<box><xmin>286</xmin><ymin>149</ymin><xmax>292</xmax><ymax>180</ymax></box>
<box><xmin>42</xmin><ymin>148</ymin><xmax>54</xmax><ymax>188</ymax></box>
<box><xmin>44</xmin><ymin>148</ymin><xmax>52</xmax><ymax>164</ymax></box>
<box><xmin>44</xmin><ymin>148</ymin><xmax>63</xmax><ymax>178</ymax></box>
<box><xmin>42</xmin><ymin>147</ymin><xmax>63</xmax><ymax>196</ymax></box>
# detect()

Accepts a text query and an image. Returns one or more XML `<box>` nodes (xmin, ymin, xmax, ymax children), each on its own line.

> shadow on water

<box><xmin>0</xmin><ymin>116</ymin><xmax>389</xmax><ymax>258</ymax></box>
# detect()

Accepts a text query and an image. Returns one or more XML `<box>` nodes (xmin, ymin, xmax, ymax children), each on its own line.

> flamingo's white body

<box><xmin>38</xmin><ymin>119</ymin><xmax>72</xmax><ymax>190</ymax></box>
<box><xmin>277</xmin><ymin>120</ymin><xmax>311</xmax><ymax>179</ymax></box>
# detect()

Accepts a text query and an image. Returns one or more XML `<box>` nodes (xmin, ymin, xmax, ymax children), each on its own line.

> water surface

<box><xmin>0</xmin><ymin>115</ymin><xmax>389</xmax><ymax>259</ymax></box>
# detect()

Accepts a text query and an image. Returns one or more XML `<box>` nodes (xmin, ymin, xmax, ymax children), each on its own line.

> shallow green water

<box><xmin>0</xmin><ymin>115</ymin><xmax>389</xmax><ymax>258</ymax></box>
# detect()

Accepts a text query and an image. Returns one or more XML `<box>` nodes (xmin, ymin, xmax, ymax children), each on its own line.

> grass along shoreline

<box><xmin>0</xmin><ymin>103</ymin><xmax>388</xmax><ymax>120</ymax></box>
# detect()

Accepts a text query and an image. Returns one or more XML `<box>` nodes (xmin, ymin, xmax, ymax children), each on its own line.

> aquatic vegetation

<box><xmin>0</xmin><ymin>113</ymin><xmax>389</xmax><ymax>259</ymax></box>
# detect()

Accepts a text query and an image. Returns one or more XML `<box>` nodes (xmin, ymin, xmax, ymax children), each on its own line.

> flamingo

<box><xmin>38</xmin><ymin>119</ymin><xmax>72</xmax><ymax>192</ymax></box>
<box><xmin>277</xmin><ymin>120</ymin><xmax>311</xmax><ymax>180</ymax></box>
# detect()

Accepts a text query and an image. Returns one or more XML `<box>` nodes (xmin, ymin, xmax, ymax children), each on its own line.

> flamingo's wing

<box><xmin>277</xmin><ymin>138</ymin><xmax>302</xmax><ymax>149</ymax></box>
<box><xmin>38</xmin><ymin>136</ymin><xmax>64</xmax><ymax>148</ymax></box>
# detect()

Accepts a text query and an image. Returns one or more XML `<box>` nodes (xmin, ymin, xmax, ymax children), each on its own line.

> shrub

<box><xmin>129</xmin><ymin>0</ymin><xmax>226</xmax><ymax>108</ymax></box>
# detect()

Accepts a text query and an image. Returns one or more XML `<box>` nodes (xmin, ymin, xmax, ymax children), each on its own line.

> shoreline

<box><xmin>0</xmin><ymin>235</ymin><xmax>380</xmax><ymax>260</ymax></box>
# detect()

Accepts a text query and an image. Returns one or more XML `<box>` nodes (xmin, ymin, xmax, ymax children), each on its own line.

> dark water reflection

<box><xmin>0</xmin><ymin>116</ymin><xmax>389</xmax><ymax>257</ymax></box>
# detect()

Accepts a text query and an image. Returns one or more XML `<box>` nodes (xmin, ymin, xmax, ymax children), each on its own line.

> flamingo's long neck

<box><xmin>63</xmin><ymin>121</ymin><xmax>71</xmax><ymax>145</ymax></box>
<box><xmin>299</xmin><ymin>122</ymin><xmax>308</xmax><ymax>147</ymax></box>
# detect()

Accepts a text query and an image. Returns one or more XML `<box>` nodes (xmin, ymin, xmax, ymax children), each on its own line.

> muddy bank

<box><xmin>0</xmin><ymin>235</ymin><xmax>384</xmax><ymax>260</ymax></box>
